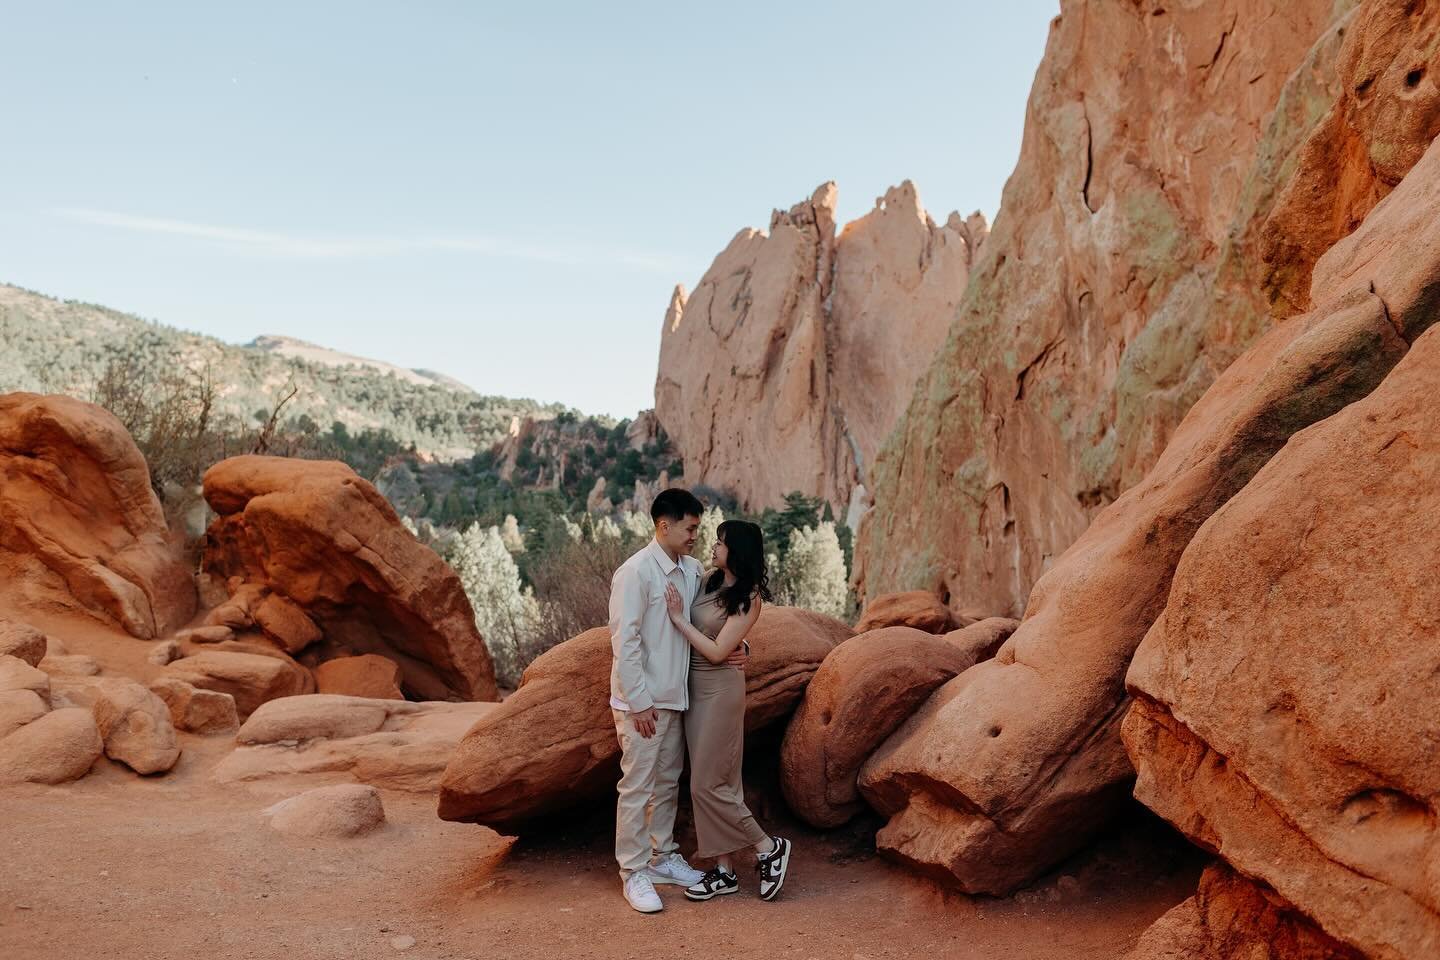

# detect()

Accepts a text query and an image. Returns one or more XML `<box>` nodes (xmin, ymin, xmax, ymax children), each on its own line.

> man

<box><xmin>609</xmin><ymin>487</ymin><xmax>738</xmax><ymax>913</ymax></box>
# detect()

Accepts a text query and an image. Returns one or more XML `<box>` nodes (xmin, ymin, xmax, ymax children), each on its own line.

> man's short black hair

<box><xmin>651</xmin><ymin>487</ymin><xmax>704</xmax><ymax>524</ymax></box>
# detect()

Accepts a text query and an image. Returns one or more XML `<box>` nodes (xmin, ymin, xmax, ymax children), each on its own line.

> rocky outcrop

<box><xmin>214</xmin><ymin>694</ymin><xmax>497</xmax><ymax>792</ymax></box>
<box><xmin>438</xmin><ymin>606</ymin><xmax>852</xmax><ymax>833</ymax></box>
<box><xmin>780</xmin><ymin>627</ymin><xmax>988</xmax><ymax>829</ymax></box>
<box><xmin>853</xmin><ymin>590</ymin><xmax>953</xmax><ymax>634</ymax></box>
<box><xmin>1127</xmin><ymin>864</ymin><xmax>1363</xmax><ymax>960</ymax></box>
<box><xmin>1124</xmin><ymin>321</ymin><xmax>1440</xmax><ymax>954</ymax></box>
<box><xmin>52</xmin><ymin>676</ymin><xmax>180</xmax><ymax>775</ymax></box>
<box><xmin>161</xmin><ymin>650</ymin><xmax>313</xmax><ymax>719</ymax></box>
<box><xmin>0</xmin><ymin>393</ymin><xmax>194</xmax><ymax>637</ymax></box>
<box><xmin>855</xmin><ymin>170</ymin><xmax>1433</xmax><ymax>893</ymax></box>
<box><xmin>654</xmin><ymin>182</ymin><xmax>985</xmax><ymax>514</ymax></box>
<box><xmin>0</xmin><ymin>619</ymin><xmax>47</xmax><ymax>667</ymax></box>
<box><xmin>200</xmin><ymin>455</ymin><xmax>497</xmax><ymax>702</ymax></box>
<box><xmin>855</xmin><ymin>0</ymin><xmax>1354</xmax><ymax>617</ymax></box>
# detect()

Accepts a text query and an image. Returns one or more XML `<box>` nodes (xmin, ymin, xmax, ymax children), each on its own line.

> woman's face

<box><xmin>711</xmin><ymin>534</ymin><xmax>729</xmax><ymax>571</ymax></box>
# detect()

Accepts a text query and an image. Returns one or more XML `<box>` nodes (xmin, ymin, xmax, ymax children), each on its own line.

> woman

<box><xmin>663</xmin><ymin>519</ymin><xmax>793</xmax><ymax>902</ymax></box>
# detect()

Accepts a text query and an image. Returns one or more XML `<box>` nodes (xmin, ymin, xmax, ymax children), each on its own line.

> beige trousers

<box><xmin>685</xmin><ymin>662</ymin><xmax>769</xmax><ymax>858</ymax></box>
<box><xmin>613</xmin><ymin>707</ymin><xmax>685</xmax><ymax>878</ymax></box>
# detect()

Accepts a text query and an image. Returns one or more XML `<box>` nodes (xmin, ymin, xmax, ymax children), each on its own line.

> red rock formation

<box><xmin>201</xmin><ymin>455</ymin><xmax>497</xmax><ymax>702</ymax></box>
<box><xmin>853</xmin><ymin>590</ymin><xmax>953</xmax><ymax>634</ymax></box>
<box><xmin>0</xmin><ymin>393</ymin><xmax>195</xmax><ymax>638</ymax></box>
<box><xmin>1124</xmin><ymin>315</ymin><xmax>1440</xmax><ymax>956</ymax></box>
<box><xmin>855</xmin><ymin>0</ymin><xmax>1353</xmax><ymax>617</ymax></box>
<box><xmin>780</xmin><ymin>627</ymin><xmax>986</xmax><ymax>829</ymax></box>
<box><xmin>1127</xmin><ymin>864</ymin><xmax>1363</xmax><ymax>960</ymax></box>
<box><xmin>654</xmin><ymin>182</ymin><xmax>985</xmax><ymax>514</ymax></box>
<box><xmin>438</xmin><ymin>606</ymin><xmax>852</xmax><ymax>834</ymax></box>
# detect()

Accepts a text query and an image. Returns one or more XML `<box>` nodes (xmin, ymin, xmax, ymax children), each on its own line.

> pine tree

<box><xmin>773</xmin><ymin>521</ymin><xmax>849</xmax><ymax>618</ymax></box>
<box><xmin>448</xmin><ymin>523</ymin><xmax>541</xmax><ymax>687</ymax></box>
<box><xmin>500</xmin><ymin>514</ymin><xmax>525</xmax><ymax>554</ymax></box>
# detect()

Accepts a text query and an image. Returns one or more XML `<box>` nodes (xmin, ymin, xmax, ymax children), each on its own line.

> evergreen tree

<box><xmin>773</xmin><ymin>522</ymin><xmax>849</xmax><ymax>619</ymax></box>
<box><xmin>448</xmin><ymin>523</ymin><xmax>541</xmax><ymax>687</ymax></box>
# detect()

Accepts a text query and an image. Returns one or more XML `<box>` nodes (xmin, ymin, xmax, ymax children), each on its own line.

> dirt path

<box><xmin>0</xmin><ymin>724</ymin><xmax>1199</xmax><ymax>960</ymax></box>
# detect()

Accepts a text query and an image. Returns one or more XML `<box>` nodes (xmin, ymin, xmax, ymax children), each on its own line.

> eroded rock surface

<box><xmin>201</xmin><ymin>456</ymin><xmax>496</xmax><ymax>702</ymax></box>
<box><xmin>0</xmin><ymin>393</ymin><xmax>194</xmax><ymax>637</ymax></box>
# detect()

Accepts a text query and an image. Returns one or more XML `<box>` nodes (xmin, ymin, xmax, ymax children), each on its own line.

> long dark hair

<box><xmin>706</xmin><ymin>520</ymin><xmax>774</xmax><ymax>616</ymax></box>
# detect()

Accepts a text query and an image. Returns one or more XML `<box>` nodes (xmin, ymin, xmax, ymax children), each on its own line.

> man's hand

<box><xmin>630</xmin><ymin>706</ymin><xmax>659</xmax><ymax>739</ymax></box>
<box><xmin>725</xmin><ymin>642</ymin><xmax>749</xmax><ymax>670</ymax></box>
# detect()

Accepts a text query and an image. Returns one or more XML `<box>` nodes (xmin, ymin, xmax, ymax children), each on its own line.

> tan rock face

<box><xmin>214</xmin><ymin>695</ymin><xmax>495</xmax><ymax>792</ymax></box>
<box><xmin>1260</xmin><ymin>0</ymin><xmax>1440</xmax><ymax>316</ymax></box>
<box><xmin>438</xmin><ymin>606</ymin><xmax>852</xmax><ymax>833</ymax></box>
<box><xmin>200</xmin><ymin>455</ymin><xmax>497</xmax><ymax>702</ymax></box>
<box><xmin>780</xmin><ymin>627</ymin><xmax>982</xmax><ymax>829</ymax></box>
<box><xmin>941</xmin><ymin>618</ymin><xmax>1018</xmax><ymax>664</ymax></box>
<box><xmin>1124</xmin><ymin>325</ymin><xmax>1440</xmax><ymax>959</ymax></box>
<box><xmin>0</xmin><ymin>690</ymin><xmax>47</xmax><ymax>739</ymax></box>
<box><xmin>853</xmin><ymin>591</ymin><xmax>952</xmax><ymax>634</ymax></box>
<box><xmin>1126</xmin><ymin>864</ymin><xmax>1363</xmax><ymax>960</ymax></box>
<box><xmin>856</xmin><ymin>0</ymin><xmax>1352</xmax><ymax>618</ymax></box>
<box><xmin>0</xmin><ymin>654</ymin><xmax>51</xmax><ymax>704</ymax></box>
<box><xmin>857</xmin><ymin>241</ymin><xmax>1421</xmax><ymax>893</ymax></box>
<box><xmin>314</xmin><ymin>655</ymin><xmax>404</xmax><ymax>701</ymax></box>
<box><xmin>654</xmin><ymin>183</ymin><xmax>985</xmax><ymax>514</ymax></box>
<box><xmin>0</xmin><ymin>393</ymin><xmax>195</xmax><ymax>637</ymax></box>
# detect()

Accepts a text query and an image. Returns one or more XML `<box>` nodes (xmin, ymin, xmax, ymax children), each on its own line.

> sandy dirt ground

<box><xmin>0</xmin><ymin>614</ymin><xmax>1202</xmax><ymax>960</ymax></box>
<box><xmin>0</xmin><ymin>729</ymin><xmax>1200</xmax><ymax>960</ymax></box>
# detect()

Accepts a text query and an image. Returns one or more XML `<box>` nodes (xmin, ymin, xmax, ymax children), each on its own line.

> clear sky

<box><xmin>2</xmin><ymin>1</ymin><xmax>1059</xmax><ymax>419</ymax></box>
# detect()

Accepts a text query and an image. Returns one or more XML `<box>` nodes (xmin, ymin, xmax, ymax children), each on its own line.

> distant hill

<box><xmin>0</xmin><ymin>283</ymin><xmax>568</xmax><ymax>459</ymax></box>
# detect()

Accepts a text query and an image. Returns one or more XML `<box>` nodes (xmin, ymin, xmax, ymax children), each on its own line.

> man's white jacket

<box><xmin>608</xmin><ymin>539</ymin><xmax>702</xmax><ymax>713</ymax></box>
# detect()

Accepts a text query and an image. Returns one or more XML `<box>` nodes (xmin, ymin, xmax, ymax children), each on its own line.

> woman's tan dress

<box><xmin>685</xmin><ymin>578</ymin><xmax>769</xmax><ymax>858</ymax></box>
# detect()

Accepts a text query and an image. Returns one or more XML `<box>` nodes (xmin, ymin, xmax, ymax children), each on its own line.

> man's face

<box><xmin>658</xmin><ymin>515</ymin><xmax>701</xmax><ymax>556</ymax></box>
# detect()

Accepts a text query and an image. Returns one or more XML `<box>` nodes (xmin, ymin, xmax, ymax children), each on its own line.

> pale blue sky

<box><xmin>2</xmin><ymin>1</ymin><xmax>1058</xmax><ymax>418</ymax></box>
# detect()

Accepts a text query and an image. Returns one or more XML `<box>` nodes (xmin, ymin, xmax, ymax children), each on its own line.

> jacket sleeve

<box><xmin>609</xmin><ymin>564</ymin><xmax>653</xmax><ymax>713</ymax></box>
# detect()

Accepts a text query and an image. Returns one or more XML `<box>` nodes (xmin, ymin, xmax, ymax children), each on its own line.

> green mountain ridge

<box><xmin>0</xmin><ymin>281</ymin><xmax>578</xmax><ymax>459</ymax></box>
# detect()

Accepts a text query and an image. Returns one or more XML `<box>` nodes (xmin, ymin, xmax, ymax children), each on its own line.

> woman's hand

<box><xmin>664</xmin><ymin>582</ymin><xmax>684</xmax><ymax>623</ymax></box>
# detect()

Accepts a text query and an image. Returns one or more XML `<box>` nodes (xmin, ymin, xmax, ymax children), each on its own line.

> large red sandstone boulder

<box><xmin>654</xmin><ymin>182</ymin><xmax>985</xmax><ymax>515</ymax></box>
<box><xmin>0</xmin><ymin>393</ymin><xmax>195</xmax><ymax>637</ymax></box>
<box><xmin>160</xmin><ymin>650</ymin><xmax>313</xmax><ymax>719</ymax></box>
<box><xmin>780</xmin><ymin>627</ymin><xmax>986</xmax><ymax>829</ymax></box>
<box><xmin>52</xmin><ymin>676</ymin><xmax>180</xmax><ymax>775</ymax></box>
<box><xmin>1126</xmin><ymin>864</ymin><xmax>1362</xmax><ymax>960</ymax></box>
<box><xmin>856</xmin><ymin>211</ymin><xmax>1428</xmax><ymax>893</ymax></box>
<box><xmin>855</xmin><ymin>1</ymin><xmax>1352</xmax><ymax>619</ymax></box>
<box><xmin>438</xmin><ymin>606</ymin><xmax>853</xmax><ymax>833</ymax></box>
<box><xmin>314</xmin><ymin>654</ymin><xmax>404</xmax><ymax>700</ymax></box>
<box><xmin>0</xmin><ymin>707</ymin><xmax>103</xmax><ymax>785</ymax></box>
<box><xmin>201</xmin><ymin>456</ymin><xmax>496</xmax><ymax>702</ymax></box>
<box><xmin>1123</xmin><ymin>325</ymin><xmax>1440</xmax><ymax>958</ymax></box>
<box><xmin>942</xmin><ymin>617</ymin><xmax>1018</xmax><ymax>663</ymax></box>
<box><xmin>853</xmin><ymin>591</ymin><xmax>952</xmax><ymax>634</ymax></box>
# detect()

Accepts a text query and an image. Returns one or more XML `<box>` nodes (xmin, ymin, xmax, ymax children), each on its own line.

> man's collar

<box><xmin>647</xmin><ymin>538</ymin><xmax>680</xmax><ymax>574</ymax></box>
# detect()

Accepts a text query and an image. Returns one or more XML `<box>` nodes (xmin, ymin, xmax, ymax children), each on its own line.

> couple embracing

<box><xmin>608</xmin><ymin>488</ymin><xmax>793</xmax><ymax>914</ymax></box>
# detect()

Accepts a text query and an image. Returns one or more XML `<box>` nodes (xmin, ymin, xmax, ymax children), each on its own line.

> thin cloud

<box><xmin>51</xmin><ymin>207</ymin><xmax>696</xmax><ymax>273</ymax></box>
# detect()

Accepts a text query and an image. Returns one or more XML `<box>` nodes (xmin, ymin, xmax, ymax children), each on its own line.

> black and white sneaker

<box><xmin>684</xmin><ymin>866</ymin><xmax>739</xmax><ymax>901</ymax></box>
<box><xmin>756</xmin><ymin>836</ymin><xmax>791</xmax><ymax>901</ymax></box>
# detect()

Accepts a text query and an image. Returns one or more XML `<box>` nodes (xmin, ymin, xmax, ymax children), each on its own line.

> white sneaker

<box><xmin>623</xmin><ymin>871</ymin><xmax>663</xmax><ymax>913</ymax></box>
<box><xmin>647</xmin><ymin>852</ymin><xmax>705</xmax><ymax>886</ymax></box>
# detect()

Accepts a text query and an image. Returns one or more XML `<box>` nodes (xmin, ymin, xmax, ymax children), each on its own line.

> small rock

<box><xmin>0</xmin><ymin>620</ymin><xmax>48</xmax><ymax>667</ymax></box>
<box><xmin>147</xmin><ymin>640</ymin><xmax>182</xmax><ymax>666</ymax></box>
<box><xmin>53</xmin><ymin>677</ymin><xmax>180</xmax><ymax>774</ymax></box>
<box><xmin>148</xmin><ymin>678</ymin><xmax>239</xmax><ymax>734</ymax></box>
<box><xmin>0</xmin><ymin>690</ymin><xmax>49</xmax><ymax>739</ymax></box>
<box><xmin>0</xmin><ymin>655</ymin><xmax>51</xmax><ymax>704</ymax></box>
<box><xmin>390</xmin><ymin>935</ymin><xmax>415</xmax><ymax>951</ymax></box>
<box><xmin>263</xmin><ymin>783</ymin><xmax>385</xmax><ymax>838</ymax></box>
<box><xmin>176</xmin><ymin>625</ymin><xmax>235</xmax><ymax>645</ymax></box>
